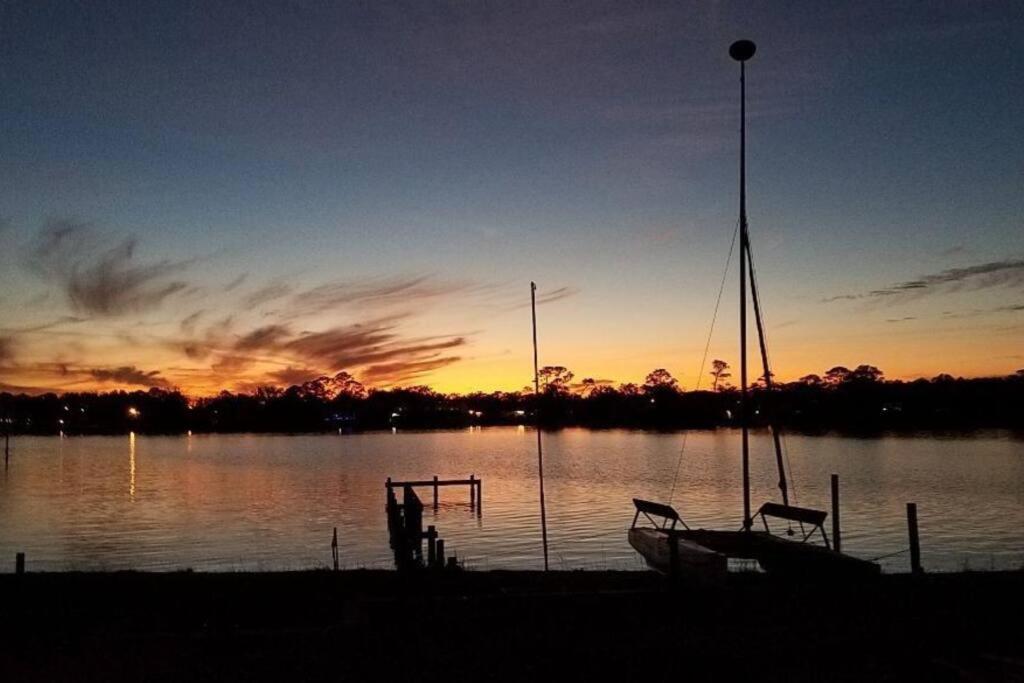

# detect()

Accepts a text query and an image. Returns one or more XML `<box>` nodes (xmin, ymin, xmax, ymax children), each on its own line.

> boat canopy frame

<box><xmin>755</xmin><ymin>502</ymin><xmax>831</xmax><ymax>549</ymax></box>
<box><xmin>631</xmin><ymin>498</ymin><xmax>690</xmax><ymax>531</ymax></box>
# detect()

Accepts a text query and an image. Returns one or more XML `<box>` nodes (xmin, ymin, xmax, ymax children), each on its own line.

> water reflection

<box><xmin>0</xmin><ymin>429</ymin><xmax>1020</xmax><ymax>573</ymax></box>
<box><xmin>128</xmin><ymin>431</ymin><xmax>136</xmax><ymax>500</ymax></box>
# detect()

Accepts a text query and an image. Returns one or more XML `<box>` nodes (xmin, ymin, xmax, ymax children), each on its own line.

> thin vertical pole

<box><xmin>739</xmin><ymin>58</ymin><xmax>752</xmax><ymax>531</ymax></box>
<box><xmin>433</xmin><ymin>475</ymin><xmax>439</xmax><ymax>510</ymax></box>
<box><xmin>331</xmin><ymin>527</ymin><xmax>339</xmax><ymax>571</ymax></box>
<box><xmin>531</xmin><ymin>282</ymin><xmax>550</xmax><ymax>571</ymax></box>
<box><xmin>907</xmin><ymin>503</ymin><xmax>922</xmax><ymax>574</ymax></box>
<box><xmin>831</xmin><ymin>474</ymin><xmax>841</xmax><ymax>553</ymax></box>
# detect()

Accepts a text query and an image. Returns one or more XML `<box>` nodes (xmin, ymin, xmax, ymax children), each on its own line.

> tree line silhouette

<box><xmin>2</xmin><ymin>364</ymin><xmax>1023</xmax><ymax>435</ymax></box>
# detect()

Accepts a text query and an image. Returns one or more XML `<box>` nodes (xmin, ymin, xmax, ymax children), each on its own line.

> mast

<box><xmin>747</xmin><ymin>245</ymin><xmax>789</xmax><ymax>506</ymax></box>
<box><xmin>730</xmin><ymin>39</ymin><xmax>756</xmax><ymax>531</ymax></box>
<box><xmin>531</xmin><ymin>282</ymin><xmax>550</xmax><ymax>571</ymax></box>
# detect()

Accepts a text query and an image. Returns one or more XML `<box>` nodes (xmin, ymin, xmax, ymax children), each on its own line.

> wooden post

<box><xmin>469</xmin><ymin>474</ymin><xmax>476</xmax><ymax>509</ymax></box>
<box><xmin>831</xmin><ymin>474</ymin><xmax>841</xmax><ymax>553</ymax></box>
<box><xmin>15</xmin><ymin>552</ymin><xmax>25</xmax><ymax>575</ymax></box>
<box><xmin>907</xmin><ymin>503</ymin><xmax>922</xmax><ymax>574</ymax></box>
<box><xmin>669</xmin><ymin>535</ymin><xmax>681</xmax><ymax>583</ymax></box>
<box><xmin>433</xmin><ymin>475</ymin><xmax>439</xmax><ymax>511</ymax></box>
<box><xmin>436</xmin><ymin>539</ymin><xmax>445</xmax><ymax>568</ymax></box>
<box><xmin>427</xmin><ymin>525</ymin><xmax>437</xmax><ymax>566</ymax></box>
<box><xmin>476</xmin><ymin>478</ymin><xmax>482</xmax><ymax>516</ymax></box>
<box><xmin>331</xmin><ymin>527</ymin><xmax>339</xmax><ymax>571</ymax></box>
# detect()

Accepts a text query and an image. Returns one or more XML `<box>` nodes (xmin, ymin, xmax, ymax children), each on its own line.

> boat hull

<box><xmin>628</xmin><ymin>528</ymin><xmax>728</xmax><ymax>577</ymax></box>
<box><xmin>679</xmin><ymin>529</ymin><xmax>880</xmax><ymax>577</ymax></box>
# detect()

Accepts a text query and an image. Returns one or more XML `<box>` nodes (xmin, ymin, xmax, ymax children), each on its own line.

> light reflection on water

<box><xmin>0</xmin><ymin>428</ymin><xmax>1021</xmax><ymax>573</ymax></box>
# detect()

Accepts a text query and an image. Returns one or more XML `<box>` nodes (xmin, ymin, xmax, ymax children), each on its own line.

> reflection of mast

<box><xmin>531</xmin><ymin>282</ymin><xmax>550</xmax><ymax>571</ymax></box>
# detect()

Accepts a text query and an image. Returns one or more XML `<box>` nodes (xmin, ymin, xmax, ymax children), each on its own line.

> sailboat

<box><xmin>629</xmin><ymin>40</ymin><xmax>879</xmax><ymax>578</ymax></box>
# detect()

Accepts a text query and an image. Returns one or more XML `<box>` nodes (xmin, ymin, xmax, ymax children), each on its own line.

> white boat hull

<box><xmin>628</xmin><ymin>528</ymin><xmax>727</xmax><ymax>577</ymax></box>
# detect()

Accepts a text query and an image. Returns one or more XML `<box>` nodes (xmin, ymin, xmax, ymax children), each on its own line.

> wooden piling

<box><xmin>831</xmin><ymin>474</ymin><xmax>841</xmax><ymax>553</ymax></box>
<box><xmin>427</xmin><ymin>525</ymin><xmax>437</xmax><ymax>566</ymax></box>
<box><xmin>668</xmin><ymin>534</ymin><xmax>679</xmax><ymax>582</ymax></box>
<box><xmin>469</xmin><ymin>474</ymin><xmax>476</xmax><ymax>509</ymax></box>
<box><xmin>331</xmin><ymin>527</ymin><xmax>339</xmax><ymax>571</ymax></box>
<box><xmin>433</xmin><ymin>475</ymin><xmax>439</xmax><ymax>510</ymax></box>
<box><xmin>476</xmin><ymin>477</ymin><xmax>482</xmax><ymax>516</ymax></box>
<box><xmin>907</xmin><ymin>503</ymin><xmax>922</xmax><ymax>574</ymax></box>
<box><xmin>436</xmin><ymin>539</ymin><xmax>445</xmax><ymax>568</ymax></box>
<box><xmin>15</xmin><ymin>552</ymin><xmax>25</xmax><ymax>575</ymax></box>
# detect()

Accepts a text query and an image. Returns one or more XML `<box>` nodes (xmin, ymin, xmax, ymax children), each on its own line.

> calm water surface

<box><xmin>1</xmin><ymin>429</ymin><xmax>1021</xmax><ymax>573</ymax></box>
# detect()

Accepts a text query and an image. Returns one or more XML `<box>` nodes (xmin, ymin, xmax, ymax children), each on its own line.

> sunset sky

<box><xmin>1</xmin><ymin>1</ymin><xmax>1022</xmax><ymax>396</ymax></box>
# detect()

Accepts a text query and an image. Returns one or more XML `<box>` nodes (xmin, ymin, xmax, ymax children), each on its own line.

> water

<box><xmin>0</xmin><ymin>428</ymin><xmax>1021</xmax><ymax>573</ymax></box>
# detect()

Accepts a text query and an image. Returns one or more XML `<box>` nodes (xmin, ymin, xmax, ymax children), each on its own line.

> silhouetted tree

<box><xmin>538</xmin><ymin>366</ymin><xmax>574</xmax><ymax>396</ymax></box>
<box><xmin>824</xmin><ymin>366</ymin><xmax>852</xmax><ymax>386</ymax></box>
<box><xmin>710</xmin><ymin>360</ymin><xmax>731</xmax><ymax>392</ymax></box>
<box><xmin>2</xmin><ymin>365</ymin><xmax>1022</xmax><ymax>433</ymax></box>
<box><xmin>578</xmin><ymin>378</ymin><xmax>599</xmax><ymax>397</ymax></box>
<box><xmin>618</xmin><ymin>383</ymin><xmax>640</xmax><ymax>396</ymax></box>
<box><xmin>643</xmin><ymin>369</ymin><xmax>679</xmax><ymax>392</ymax></box>
<box><xmin>848</xmin><ymin>365</ymin><xmax>884</xmax><ymax>383</ymax></box>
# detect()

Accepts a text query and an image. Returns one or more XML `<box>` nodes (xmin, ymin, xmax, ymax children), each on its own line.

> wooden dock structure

<box><xmin>385</xmin><ymin>475</ymin><xmax>481</xmax><ymax>570</ymax></box>
<box><xmin>386</xmin><ymin>475</ymin><xmax>482</xmax><ymax>514</ymax></box>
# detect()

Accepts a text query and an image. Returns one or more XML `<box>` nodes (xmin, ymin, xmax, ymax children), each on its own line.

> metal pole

<box><xmin>831</xmin><ymin>474</ymin><xmax>841</xmax><ymax>553</ymax></box>
<box><xmin>737</xmin><ymin>49</ymin><xmax>752</xmax><ymax>531</ymax></box>
<box><xmin>531</xmin><ymin>282</ymin><xmax>550</xmax><ymax>571</ymax></box>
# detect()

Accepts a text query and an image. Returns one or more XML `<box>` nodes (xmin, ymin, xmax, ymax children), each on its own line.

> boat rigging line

<box><xmin>667</xmin><ymin>217</ymin><xmax>740</xmax><ymax>505</ymax></box>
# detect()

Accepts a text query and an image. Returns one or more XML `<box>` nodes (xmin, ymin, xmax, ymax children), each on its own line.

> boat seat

<box><xmin>757</xmin><ymin>502</ymin><xmax>827</xmax><ymax>527</ymax></box>
<box><xmin>632</xmin><ymin>498</ymin><xmax>689</xmax><ymax>531</ymax></box>
<box><xmin>755</xmin><ymin>502</ymin><xmax>830</xmax><ymax>548</ymax></box>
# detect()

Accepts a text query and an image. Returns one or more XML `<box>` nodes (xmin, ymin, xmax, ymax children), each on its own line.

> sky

<box><xmin>1</xmin><ymin>1</ymin><xmax>1022</xmax><ymax>396</ymax></box>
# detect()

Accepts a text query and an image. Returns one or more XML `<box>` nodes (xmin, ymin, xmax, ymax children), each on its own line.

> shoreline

<box><xmin>8</xmin><ymin>424</ymin><xmax>1024</xmax><ymax>438</ymax></box>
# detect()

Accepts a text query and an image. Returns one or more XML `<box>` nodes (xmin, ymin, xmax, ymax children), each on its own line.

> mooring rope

<box><xmin>867</xmin><ymin>547</ymin><xmax>910</xmax><ymax>562</ymax></box>
<box><xmin>667</xmin><ymin>218</ymin><xmax>740</xmax><ymax>505</ymax></box>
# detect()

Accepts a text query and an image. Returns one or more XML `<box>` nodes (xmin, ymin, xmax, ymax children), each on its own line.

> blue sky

<box><xmin>1</xmin><ymin>1</ymin><xmax>1022</xmax><ymax>394</ymax></box>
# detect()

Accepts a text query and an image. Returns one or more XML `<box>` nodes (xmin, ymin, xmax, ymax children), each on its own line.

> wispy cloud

<box><xmin>87</xmin><ymin>365</ymin><xmax>171</xmax><ymax>388</ymax></box>
<box><xmin>359</xmin><ymin>356</ymin><xmax>463</xmax><ymax>385</ymax></box>
<box><xmin>279</xmin><ymin>275</ymin><xmax>484</xmax><ymax>319</ymax></box>
<box><xmin>30</xmin><ymin>220</ymin><xmax>192</xmax><ymax>317</ymax></box>
<box><xmin>179</xmin><ymin>310</ymin><xmax>205</xmax><ymax>334</ymax></box>
<box><xmin>241</xmin><ymin>282</ymin><xmax>292</xmax><ymax>308</ymax></box>
<box><xmin>824</xmin><ymin>259</ymin><xmax>1024</xmax><ymax>303</ymax></box>
<box><xmin>0</xmin><ymin>336</ymin><xmax>14</xmax><ymax>364</ymax></box>
<box><xmin>507</xmin><ymin>285</ymin><xmax>579</xmax><ymax>310</ymax></box>
<box><xmin>266</xmin><ymin>366</ymin><xmax>322</xmax><ymax>386</ymax></box>
<box><xmin>224</xmin><ymin>273</ymin><xmax>248</xmax><ymax>291</ymax></box>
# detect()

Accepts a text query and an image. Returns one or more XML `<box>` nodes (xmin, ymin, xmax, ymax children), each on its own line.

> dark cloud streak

<box><xmin>88</xmin><ymin>365</ymin><xmax>171</xmax><ymax>388</ymax></box>
<box><xmin>30</xmin><ymin>220</ymin><xmax>192</xmax><ymax>317</ymax></box>
<box><xmin>824</xmin><ymin>259</ymin><xmax>1024</xmax><ymax>303</ymax></box>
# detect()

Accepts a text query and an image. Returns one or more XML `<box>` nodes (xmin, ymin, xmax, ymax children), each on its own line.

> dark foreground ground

<box><xmin>1</xmin><ymin>570</ymin><xmax>1022</xmax><ymax>682</ymax></box>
